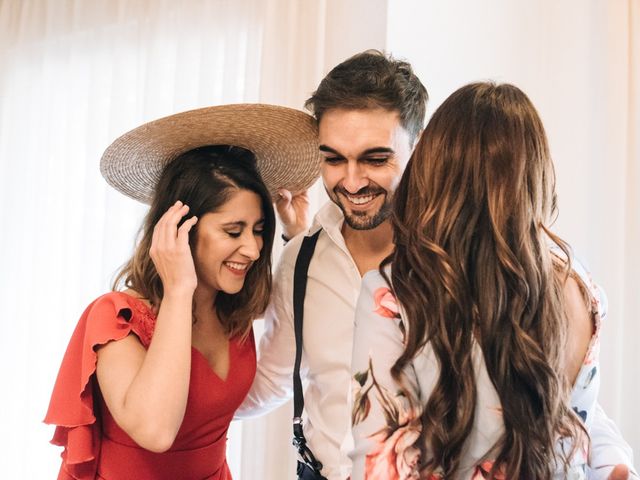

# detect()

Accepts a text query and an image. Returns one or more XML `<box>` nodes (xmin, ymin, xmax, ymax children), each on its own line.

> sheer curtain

<box><xmin>0</xmin><ymin>1</ymin><xmax>326</xmax><ymax>477</ymax></box>
<box><xmin>7</xmin><ymin>2</ymin><xmax>634</xmax><ymax>479</ymax></box>
<box><xmin>622</xmin><ymin>0</ymin><xmax>640</xmax><ymax>456</ymax></box>
<box><xmin>386</xmin><ymin>0</ymin><xmax>640</xmax><ymax>461</ymax></box>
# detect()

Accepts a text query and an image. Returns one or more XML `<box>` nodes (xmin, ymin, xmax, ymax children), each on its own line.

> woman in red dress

<box><xmin>44</xmin><ymin>105</ymin><xmax>320</xmax><ymax>479</ymax></box>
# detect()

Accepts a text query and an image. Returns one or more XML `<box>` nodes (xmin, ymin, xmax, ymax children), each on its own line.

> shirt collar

<box><xmin>310</xmin><ymin>201</ymin><xmax>351</xmax><ymax>255</ymax></box>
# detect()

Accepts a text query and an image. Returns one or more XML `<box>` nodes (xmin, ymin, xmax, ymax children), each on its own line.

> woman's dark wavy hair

<box><xmin>384</xmin><ymin>82</ymin><xmax>585</xmax><ymax>478</ymax></box>
<box><xmin>113</xmin><ymin>145</ymin><xmax>275</xmax><ymax>339</ymax></box>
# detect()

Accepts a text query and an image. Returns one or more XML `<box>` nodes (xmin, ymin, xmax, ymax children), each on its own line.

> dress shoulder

<box><xmin>43</xmin><ymin>291</ymin><xmax>157</xmax><ymax>480</ymax></box>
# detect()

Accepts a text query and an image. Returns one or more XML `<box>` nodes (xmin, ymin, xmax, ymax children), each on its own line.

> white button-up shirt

<box><xmin>236</xmin><ymin>201</ymin><xmax>637</xmax><ymax>480</ymax></box>
<box><xmin>236</xmin><ymin>202</ymin><xmax>360</xmax><ymax>480</ymax></box>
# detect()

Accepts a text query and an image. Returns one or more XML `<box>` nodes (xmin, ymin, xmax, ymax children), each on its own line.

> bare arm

<box><xmin>96</xmin><ymin>201</ymin><xmax>198</xmax><ymax>452</ymax></box>
<box><xmin>562</xmin><ymin>274</ymin><xmax>594</xmax><ymax>385</ymax></box>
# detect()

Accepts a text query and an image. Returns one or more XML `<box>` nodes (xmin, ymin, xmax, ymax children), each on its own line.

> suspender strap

<box><xmin>292</xmin><ymin>229</ymin><xmax>324</xmax><ymax>476</ymax></box>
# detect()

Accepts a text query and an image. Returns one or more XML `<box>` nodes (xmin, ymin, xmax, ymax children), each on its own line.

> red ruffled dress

<box><xmin>44</xmin><ymin>292</ymin><xmax>256</xmax><ymax>480</ymax></box>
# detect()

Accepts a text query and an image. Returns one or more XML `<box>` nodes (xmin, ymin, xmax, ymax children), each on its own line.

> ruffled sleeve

<box><xmin>43</xmin><ymin>292</ymin><xmax>156</xmax><ymax>480</ymax></box>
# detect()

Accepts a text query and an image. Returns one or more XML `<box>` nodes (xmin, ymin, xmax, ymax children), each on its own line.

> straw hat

<box><xmin>100</xmin><ymin>104</ymin><xmax>321</xmax><ymax>204</ymax></box>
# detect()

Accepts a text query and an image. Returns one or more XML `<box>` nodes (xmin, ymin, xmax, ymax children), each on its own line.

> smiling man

<box><xmin>235</xmin><ymin>50</ymin><xmax>637</xmax><ymax>480</ymax></box>
<box><xmin>319</xmin><ymin>108</ymin><xmax>412</xmax><ymax>233</ymax></box>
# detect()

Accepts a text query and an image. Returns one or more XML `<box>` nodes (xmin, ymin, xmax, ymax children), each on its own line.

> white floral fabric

<box><xmin>350</xmin><ymin>255</ymin><xmax>605</xmax><ymax>480</ymax></box>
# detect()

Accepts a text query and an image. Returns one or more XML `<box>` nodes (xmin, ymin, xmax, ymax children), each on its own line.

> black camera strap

<box><xmin>292</xmin><ymin>229</ymin><xmax>326</xmax><ymax>479</ymax></box>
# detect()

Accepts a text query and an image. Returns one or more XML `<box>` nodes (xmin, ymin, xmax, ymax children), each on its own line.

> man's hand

<box><xmin>276</xmin><ymin>188</ymin><xmax>310</xmax><ymax>239</ymax></box>
<box><xmin>607</xmin><ymin>465</ymin><xmax>630</xmax><ymax>480</ymax></box>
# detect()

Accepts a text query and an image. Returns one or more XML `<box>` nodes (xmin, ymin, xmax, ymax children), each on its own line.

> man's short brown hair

<box><xmin>305</xmin><ymin>50</ymin><xmax>428</xmax><ymax>142</ymax></box>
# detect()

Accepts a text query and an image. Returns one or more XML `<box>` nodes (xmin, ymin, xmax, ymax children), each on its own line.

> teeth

<box><xmin>346</xmin><ymin>194</ymin><xmax>376</xmax><ymax>205</ymax></box>
<box><xmin>225</xmin><ymin>262</ymin><xmax>249</xmax><ymax>270</ymax></box>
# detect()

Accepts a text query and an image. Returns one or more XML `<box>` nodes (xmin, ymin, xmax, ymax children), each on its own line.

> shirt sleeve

<box><xmin>586</xmin><ymin>403</ymin><xmax>639</xmax><ymax>479</ymax></box>
<box><xmin>349</xmin><ymin>270</ymin><xmax>422</xmax><ymax>480</ymax></box>
<box><xmin>234</xmin><ymin>239</ymin><xmax>301</xmax><ymax>418</ymax></box>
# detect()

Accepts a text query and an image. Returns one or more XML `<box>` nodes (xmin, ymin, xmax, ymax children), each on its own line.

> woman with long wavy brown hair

<box><xmin>350</xmin><ymin>82</ymin><xmax>606</xmax><ymax>479</ymax></box>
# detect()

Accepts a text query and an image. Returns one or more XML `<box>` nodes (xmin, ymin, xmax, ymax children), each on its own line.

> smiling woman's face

<box><xmin>192</xmin><ymin>188</ymin><xmax>265</xmax><ymax>296</ymax></box>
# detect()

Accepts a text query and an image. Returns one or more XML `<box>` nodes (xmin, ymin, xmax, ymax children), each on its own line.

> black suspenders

<box><xmin>291</xmin><ymin>229</ymin><xmax>327</xmax><ymax>479</ymax></box>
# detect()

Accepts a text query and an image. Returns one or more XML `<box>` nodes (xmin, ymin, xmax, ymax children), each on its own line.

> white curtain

<box><xmin>386</xmin><ymin>0</ymin><xmax>640</xmax><ymax>462</ymax></box>
<box><xmin>621</xmin><ymin>0</ymin><xmax>640</xmax><ymax>457</ymax></box>
<box><xmin>7</xmin><ymin>1</ymin><xmax>633</xmax><ymax>479</ymax></box>
<box><xmin>0</xmin><ymin>0</ymin><xmax>328</xmax><ymax>477</ymax></box>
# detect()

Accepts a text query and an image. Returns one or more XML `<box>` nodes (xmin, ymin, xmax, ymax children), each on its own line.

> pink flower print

<box><xmin>365</xmin><ymin>423</ymin><xmax>421</xmax><ymax>479</ymax></box>
<box><xmin>373</xmin><ymin>287</ymin><xmax>400</xmax><ymax>319</ymax></box>
<box><xmin>472</xmin><ymin>460</ymin><xmax>506</xmax><ymax>479</ymax></box>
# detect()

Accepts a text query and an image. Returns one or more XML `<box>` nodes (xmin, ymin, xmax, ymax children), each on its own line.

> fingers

<box><xmin>275</xmin><ymin>190</ymin><xmax>293</xmax><ymax>221</ymax></box>
<box><xmin>152</xmin><ymin>201</ymin><xmax>191</xmax><ymax>249</ymax></box>
<box><xmin>277</xmin><ymin>188</ymin><xmax>309</xmax><ymax>203</ymax></box>
<box><xmin>149</xmin><ymin>201</ymin><xmax>199</xmax><ymax>293</ymax></box>
<box><xmin>276</xmin><ymin>188</ymin><xmax>310</xmax><ymax>213</ymax></box>
<box><xmin>293</xmin><ymin>190</ymin><xmax>310</xmax><ymax>202</ymax></box>
<box><xmin>177</xmin><ymin>215</ymin><xmax>198</xmax><ymax>244</ymax></box>
<box><xmin>160</xmin><ymin>200</ymin><xmax>188</xmax><ymax>230</ymax></box>
<box><xmin>276</xmin><ymin>188</ymin><xmax>292</xmax><ymax>205</ymax></box>
<box><xmin>165</xmin><ymin>201</ymin><xmax>190</xmax><ymax>239</ymax></box>
<box><xmin>275</xmin><ymin>188</ymin><xmax>311</xmax><ymax>239</ymax></box>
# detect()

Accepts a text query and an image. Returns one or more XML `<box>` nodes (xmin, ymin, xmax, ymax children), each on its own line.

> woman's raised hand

<box><xmin>150</xmin><ymin>201</ymin><xmax>199</xmax><ymax>295</ymax></box>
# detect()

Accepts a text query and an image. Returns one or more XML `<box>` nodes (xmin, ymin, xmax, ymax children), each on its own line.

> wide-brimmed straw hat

<box><xmin>100</xmin><ymin>104</ymin><xmax>321</xmax><ymax>204</ymax></box>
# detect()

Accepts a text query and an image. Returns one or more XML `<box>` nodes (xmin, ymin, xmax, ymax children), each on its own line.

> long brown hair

<box><xmin>113</xmin><ymin>145</ymin><xmax>275</xmax><ymax>338</ymax></box>
<box><xmin>385</xmin><ymin>82</ymin><xmax>584</xmax><ymax>478</ymax></box>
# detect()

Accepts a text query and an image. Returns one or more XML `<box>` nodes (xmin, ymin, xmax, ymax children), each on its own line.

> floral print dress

<box><xmin>350</xmin><ymin>253</ymin><xmax>604</xmax><ymax>480</ymax></box>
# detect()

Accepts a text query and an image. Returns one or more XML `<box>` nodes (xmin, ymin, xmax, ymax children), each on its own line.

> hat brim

<box><xmin>100</xmin><ymin>104</ymin><xmax>321</xmax><ymax>204</ymax></box>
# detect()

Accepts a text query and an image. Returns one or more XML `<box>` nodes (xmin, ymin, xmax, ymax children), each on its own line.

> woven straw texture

<box><xmin>100</xmin><ymin>104</ymin><xmax>321</xmax><ymax>204</ymax></box>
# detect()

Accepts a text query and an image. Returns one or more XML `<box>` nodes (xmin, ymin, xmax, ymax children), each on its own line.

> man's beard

<box><xmin>330</xmin><ymin>186</ymin><xmax>392</xmax><ymax>230</ymax></box>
